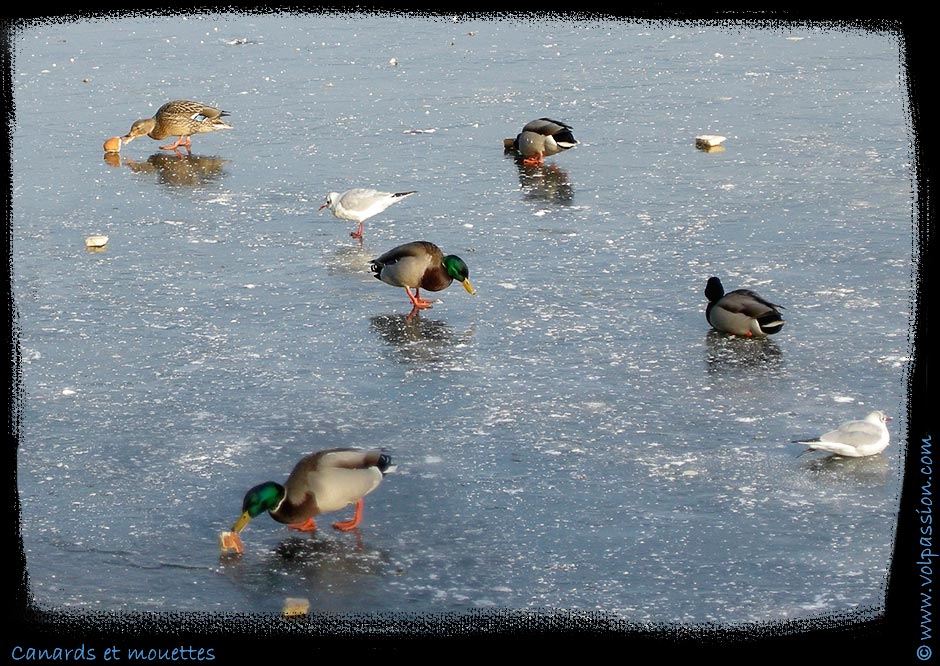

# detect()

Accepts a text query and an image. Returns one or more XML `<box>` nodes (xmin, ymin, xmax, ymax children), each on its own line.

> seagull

<box><xmin>792</xmin><ymin>410</ymin><xmax>893</xmax><ymax>457</ymax></box>
<box><xmin>704</xmin><ymin>276</ymin><xmax>785</xmax><ymax>337</ymax></box>
<box><xmin>318</xmin><ymin>188</ymin><xmax>417</xmax><ymax>239</ymax></box>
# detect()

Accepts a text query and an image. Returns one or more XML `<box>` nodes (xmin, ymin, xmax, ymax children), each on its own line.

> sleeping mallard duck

<box><xmin>370</xmin><ymin>241</ymin><xmax>475</xmax><ymax>312</ymax></box>
<box><xmin>231</xmin><ymin>448</ymin><xmax>394</xmax><ymax>543</ymax></box>
<box><xmin>120</xmin><ymin>100</ymin><xmax>233</xmax><ymax>153</ymax></box>
<box><xmin>504</xmin><ymin>118</ymin><xmax>578</xmax><ymax>165</ymax></box>
<box><xmin>704</xmin><ymin>276</ymin><xmax>785</xmax><ymax>337</ymax></box>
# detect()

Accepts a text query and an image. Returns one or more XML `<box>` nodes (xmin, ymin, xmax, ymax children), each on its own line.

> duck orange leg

<box><xmin>522</xmin><ymin>153</ymin><xmax>544</xmax><ymax>166</ymax></box>
<box><xmin>160</xmin><ymin>136</ymin><xmax>192</xmax><ymax>154</ymax></box>
<box><xmin>332</xmin><ymin>499</ymin><xmax>364</xmax><ymax>531</ymax></box>
<box><xmin>406</xmin><ymin>288</ymin><xmax>434</xmax><ymax>310</ymax></box>
<box><xmin>287</xmin><ymin>518</ymin><xmax>318</xmax><ymax>532</ymax></box>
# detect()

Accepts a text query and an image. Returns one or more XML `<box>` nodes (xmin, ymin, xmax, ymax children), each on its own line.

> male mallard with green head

<box><xmin>704</xmin><ymin>276</ymin><xmax>785</xmax><ymax>337</ymax></box>
<box><xmin>370</xmin><ymin>241</ymin><xmax>475</xmax><ymax>312</ymax></box>
<box><xmin>231</xmin><ymin>448</ymin><xmax>394</xmax><ymax>544</ymax></box>
<box><xmin>504</xmin><ymin>117</ymin><xmax>578</xmax><ymax>165</ymax></box>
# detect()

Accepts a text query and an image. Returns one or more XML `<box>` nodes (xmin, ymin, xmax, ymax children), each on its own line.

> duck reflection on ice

<box><xmin>270</xmin><ymin>536</ymin><xmax>394</xmax><ymax>593</ymax></box>
<box><xmin>104</xmin><ymin>152</ymin><xmax>228</xmax><ymax>187</ymax></box>
<box><xmin>369</xmin><ymin>312</ymin><xmax>473</xmax><ymax>366</ymax></box>
<box><xmin>703</xmin><ymin>328</ymin><xmax>784</xmax><ymax>374</ymax></box>
<box><xmin>274</xmin><ymin>533</ymin><xmax>366</xmax><ymax>560</ymax></box>
<box><xmin>511</xmin><ymin>158</ymin><xmax>574</xmax><ymax>205</ymax></box>
<box><xmin>219</xmin><ymin>534</ymin><xmax>395</xmax><ymax>604</ymax></box>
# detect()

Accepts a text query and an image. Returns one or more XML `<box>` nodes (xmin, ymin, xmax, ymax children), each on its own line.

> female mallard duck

<box><xmin>231</xmin><ymin>448</ymin><xmax>393</xmax><ymax>541</ymax></box>
<box><xmin>792</xmin><ymin>410</ymin><xmax>892</xmax><ymax>457</ymax></box>
<box><xmin>704</xmin><ymin>276</ymin><xmax>785</xmax><ymax>337</ymax></box>
<box><xmin>504</xmin><ymin>118</ymin><xmax>578</xmax><ymax>165</ymax></box>
<box><xmin>319</xmin><ymin>188</ymin><xmax>417</xmax><ymax>239</ymax></box>
<box><xmin>120</xmin><ymin>100</ymin><xmax>233</xmax><ymax>153</ymax></box>
<box><xmin>370</xmin><ymin>241</ymin><xmax>475</xmax><ymax>311</ymax></box>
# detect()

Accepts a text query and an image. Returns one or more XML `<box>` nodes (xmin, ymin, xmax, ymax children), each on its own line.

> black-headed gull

<box><xmin>704</xmin><ymin>276</ymin><xmax>785</xmax><ymax>337</ymax></box>
<box><xmin>504</xmin><ymin>118</ymin><xmax>578</xmax><ymax>165</ymax></box>
<box><xmin>318</xmin><ymin>188</ymin><xmax>416</xmax><ymax>239</ymax></box>
<box><xmin>792</xmin><ymin>410</ymin><xmax>892</xmax><ymax>457</ymax></box>
<box><xmin>370</xmin><ymin>241</ymin><xmax>475</xmax><ymax>314</ymax></box>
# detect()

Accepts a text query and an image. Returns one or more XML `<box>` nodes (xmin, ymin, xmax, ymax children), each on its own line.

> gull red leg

<box><xmin>350</xmin><ymin>222</ymin><xmax>364</xmax><ymax>239</ymax></box>
<box><xmin>332</xmin><ymin>499</ymin><xmax>364</xmax><ymax>531</ymax></box>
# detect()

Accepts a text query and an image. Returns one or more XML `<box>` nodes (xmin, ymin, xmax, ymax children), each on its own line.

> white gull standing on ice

<box><xmin>792</xmin><ymin>410</ymin><xmax>892</xmax><ymax>457</ymax></box>
<box><xmin>318</xmin><ymin>188</ymin><xmax>416</xmax><ymax>239</ymax></box>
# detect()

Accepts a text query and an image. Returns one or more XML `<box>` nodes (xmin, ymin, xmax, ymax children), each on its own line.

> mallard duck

<box><xmin>120</xmin><ymin>100</ymin><xmax>233</xmax><ymax>153</ymax></box>
<box><xmin>231</xmin><ymin>448</ymin><xmax>394</xmax><ymax>539</ymax></box>
<box><xmin>704</xmin><ymin>276</ymin><xmax>785</xmax><ymax>337</ymax></box>
<box><xmin>792</xmin><ymin>411</ymin><xmax>892</xmax><ymax>457</ymax></box>
<box><xmin>319</xmin><ymin>188</ymin><xmax>416</xmax><ymax>239</ymax></box>
<box><xmin>370</xmin><ymin>241</ymin><xmax>475</xmax><ymax>312</ymax></box>
<box><xmin>504</xmin><ymin>118</ymin><xmax>578</xmax><ymax>165</ymax></box>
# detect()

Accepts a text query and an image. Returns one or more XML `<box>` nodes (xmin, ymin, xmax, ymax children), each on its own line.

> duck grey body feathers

<box><xmin>506</xmin><ymin>118</ymin><xmax>578</xmax><ymax>164</ymax></box>
<box><xmin>272</xmin><ymin>448</ymin><xmax>392</xmax><ymax>524</ymax></box>
<box><xmin>371</xmin><ymin>241</ymin><xmax>450</xmax><ymax>291</ymax></box>
<box><xmin>232</xmin><ymin>447</ymin><xmax>393</xmax><ymax>535</ymax></box>
<box><xmin>370</xmin><ymin>241</ymin><xmax>475</xmax><ymax>311</ymax></box>
<box><xmin>704</xmin><ymin>276</ymin><xmax>785</xmax><ymax>337</ymax></box>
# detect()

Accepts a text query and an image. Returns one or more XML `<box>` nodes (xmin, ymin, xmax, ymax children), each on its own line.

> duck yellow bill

<box><xmin>462</xmin><ymin>279</ymin><xmax>476</xmax><ymax>295</ymax></box>
<box><xmin>232</xmin><ymin>511</ymin><xmax>252</xmax><ymax>533</ymax></box>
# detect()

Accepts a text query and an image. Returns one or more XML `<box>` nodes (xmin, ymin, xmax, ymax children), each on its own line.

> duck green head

<box><xmin>232</xmin><ymin>482</ymin><xmax>285</xmax><ymax>533</ymax></box>
<box><xmin>443</xmin><ymin>255</ymin><xmax>476</xmax><ymax>295</ymax></box>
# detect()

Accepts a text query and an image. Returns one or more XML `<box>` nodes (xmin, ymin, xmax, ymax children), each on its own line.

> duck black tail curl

<box><xmin>757</xmin><ymin>314</ymin><xmax>785</xmax><ymax>334</ymax></box>
<box><xmin>377</xmin><ymin>453</ymin><xmax>395</xmax><ymax>474</ymax></box>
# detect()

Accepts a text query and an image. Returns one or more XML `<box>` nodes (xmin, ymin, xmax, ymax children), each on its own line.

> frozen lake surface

<box><xmin>11</xmin><ymin>14</ymin><xmax>912</xmax><ymax>627</ymax></box>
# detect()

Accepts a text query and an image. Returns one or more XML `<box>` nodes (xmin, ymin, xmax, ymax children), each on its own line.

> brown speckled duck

<box><xmin>121</xmin><ymin>100</ymin><xmax>233</xmax><ymax>153</ymax></box>
<box><xmin>231</xmin><ymin>448</ymin><xmax>394</xmax><ymax>539</ymax></box>
<box><xmin>370</xmin><ymin>241</ymin><xmax>476</xmax><ymax>312</ymax></box>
